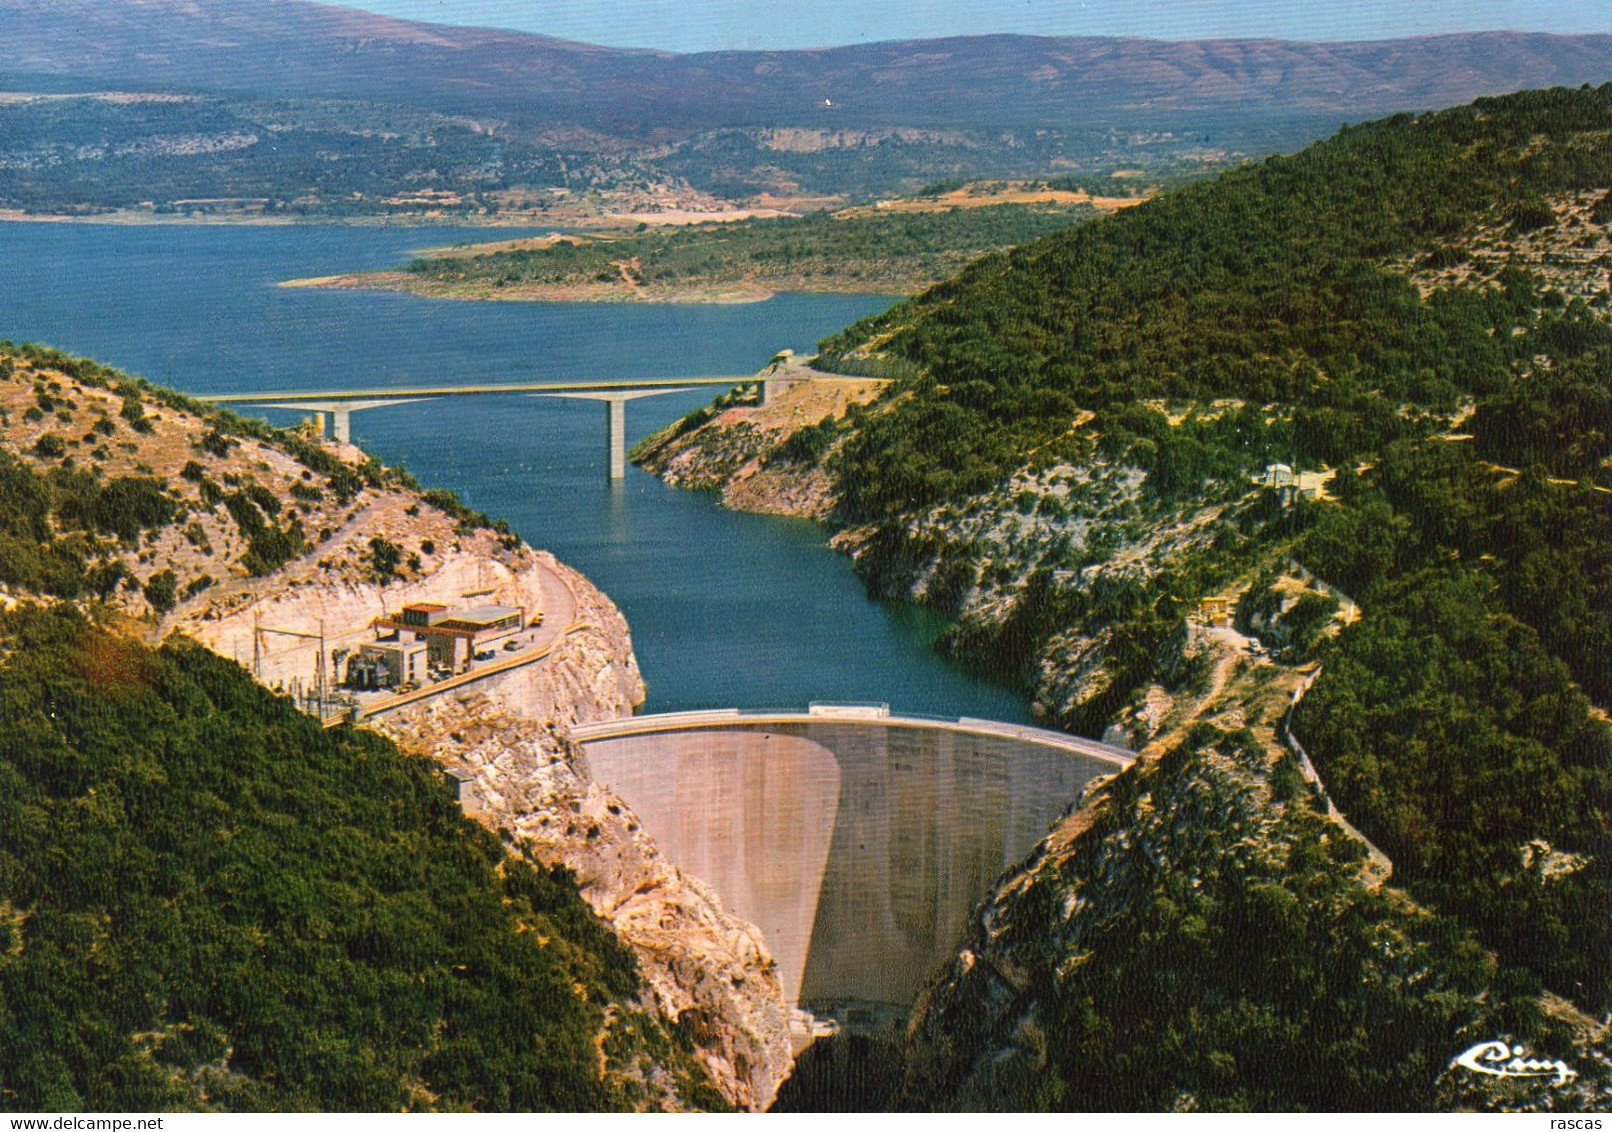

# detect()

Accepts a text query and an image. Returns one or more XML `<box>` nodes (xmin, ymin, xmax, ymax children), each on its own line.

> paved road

<box><xmin>203</xmin><ymin>376</ymin><xmax>758</xmax><ymax>403</ymax></box>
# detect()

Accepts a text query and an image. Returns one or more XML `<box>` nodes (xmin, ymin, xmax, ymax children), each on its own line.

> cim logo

<box><xmin>1452</xmin><ymin>1039</ymin><xmax>1577</xmax><ymax>1087</ymax></box>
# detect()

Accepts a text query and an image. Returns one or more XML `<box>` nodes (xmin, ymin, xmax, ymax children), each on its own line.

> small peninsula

<box><xmin>279</xmin><ymin>184</ymin><xmax>1145</xmax><ymax>303</ymax></box>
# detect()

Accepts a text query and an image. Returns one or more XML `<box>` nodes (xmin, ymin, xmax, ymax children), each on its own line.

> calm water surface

<box><xmin>1</xmin><ymin>221</ymin><xmax>1031</xmax><ymax>721</ymax></box>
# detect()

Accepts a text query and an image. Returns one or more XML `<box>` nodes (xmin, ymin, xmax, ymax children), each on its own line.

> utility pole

<box><xmin>316</xmin><ymin>619</ymin><xmax>326</xmax><ymax>718</ymax></box>
<box><xmin>258</xmin><ymin>620</ymin><xmax>334</xmax><ymax>720</ymax></box>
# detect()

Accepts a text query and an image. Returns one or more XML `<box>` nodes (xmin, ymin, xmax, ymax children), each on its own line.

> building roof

<box><xmin>374</xmin><ymin>603</ymin><xmax>523</xmax><ymax>639</ymax></box>
<box><xmin>448</xmin><ymin>604</ymin><xmax>522</xmax><ymax>626</ymax></box>
<box><xmin>402</xmin><ymin>602</ymin><xmax>448</xmax><ymax>613</ymax></box>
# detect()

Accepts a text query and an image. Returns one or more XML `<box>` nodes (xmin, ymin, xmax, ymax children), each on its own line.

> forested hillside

<box><xmin>820</xmin><ymin>85</ymin><xmax>1611</xmax><ymax>509</ymax></box>
<box><xmin>632</xmin><ymin>88</ymin><xmax>1612</xmax><ymax>1095</ymax></box>
<box><xmin>0</xmin><ymin>604</ymin><xmax>725</xmax><ymax>1110</ymax></box>
<box><xmin>0</xmin><ymin>347</ymin><xmax>731</xmax><ymax>1111</ymax></box>
<box><xmin>807</xmin><ymin>86</ymin><xmax>1612</xmax><ymax>1018</ymax></box>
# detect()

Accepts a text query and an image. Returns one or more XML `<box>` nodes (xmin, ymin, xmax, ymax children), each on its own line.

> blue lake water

<box><xmin>1</xmin><ymin>221</ymin><xmax>1031</xmax><ymax>721</ymax></box>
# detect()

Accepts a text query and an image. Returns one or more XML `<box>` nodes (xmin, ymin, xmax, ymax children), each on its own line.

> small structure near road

<box><xmin>371</xmin><ymin>601</ymin><xmax>526</xmax><ymax>673</ymax></box>
<box><xmin>1198</xmin><ymin>595</ymin><xmax>1232</xmax><ymax>628</ymax></box>
<box><xmin>1254</xmin><ymin>463</ymin><xmax>1335</xmax><ymax>504</ymax></box>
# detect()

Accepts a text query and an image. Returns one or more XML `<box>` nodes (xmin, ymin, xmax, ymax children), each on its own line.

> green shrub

<box><xmin>142</xmin><ymin>568</ymin><xmax>178</xmax><ymax>614</ymax></box>
<box><xmin>368</xmin><ymin>536</ymin><xmax>403</xmax><ymax>583</ymax></box>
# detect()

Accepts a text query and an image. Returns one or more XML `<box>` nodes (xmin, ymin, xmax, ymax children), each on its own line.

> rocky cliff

<box><xmin>632</xmin><ymin>362</ymin><xmax>885</xmax><ymax>520</ymax></box>
<box><xmin>356</xmin><ymin>607</ymin><xmax>796</xmax><ymax>1112</ymax></box>
<box><xmin>161</xmin><ymin>453</ymin><xmax>796</xmax><ymax>1112</ymax></box>
<box><xmin>636</xmin><ymin>363</ymin><xmax>1612</xmax><ymax>1109</ymax></box>
<box><xmin>0</xmin><ymin>344</ymin><xmax>793</xmax><ymax>1111</ymax></box>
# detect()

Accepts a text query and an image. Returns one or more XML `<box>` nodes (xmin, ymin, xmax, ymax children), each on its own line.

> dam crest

<box><xmin>574</xmin><ymin>704</ymin><xmax>1132</xmax><ymax>1041</ymax></box>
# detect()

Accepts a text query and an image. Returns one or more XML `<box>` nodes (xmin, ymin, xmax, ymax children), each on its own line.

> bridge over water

<box><xmin>198</xmin><ymin>370</ymin><xmax>836</xmax><ymax>478</ymax></box>
<box><xmin>573</xmin><ymin>704</ymin><xmax>1133</xmax><ymax>1039</ymax></box>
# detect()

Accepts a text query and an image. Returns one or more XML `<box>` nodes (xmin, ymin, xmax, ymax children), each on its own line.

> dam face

<box><xmin>578</xmin><ymin>719</ymin><xmax>1122</xmax><ymax>1029</ymax></box>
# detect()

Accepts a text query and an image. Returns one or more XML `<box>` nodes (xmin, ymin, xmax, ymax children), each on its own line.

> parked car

<box><xmin>503</xmin><ymin>640</ymin><xmax>521</xmax><ymax>652</ymax></box>
<box><xmin>473</xmin><ymin>648</ymin><xmax>495</xmax><ymax>661</ymax></box>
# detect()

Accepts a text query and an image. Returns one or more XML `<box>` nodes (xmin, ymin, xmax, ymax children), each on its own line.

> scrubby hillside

<box><xmin>0</xmin><ymin>340</ymin><xmax>516</xmax><ymax>620</ymax></box>
<box><xmin>639</xmin><ymin>86</ymin><xmax>1612</xmax><ymax>1107</ymax></box>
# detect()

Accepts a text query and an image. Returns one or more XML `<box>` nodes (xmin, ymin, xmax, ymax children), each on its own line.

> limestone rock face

<box><xmin>177</xmin><ymin>538</ymin><xmax>792</xmax><ymax>1112</ymax></box>
<box><xmin>632</xmin><ymin>367</ymin><xmax>886</xmax><ymax>520</ymax></box>
<box><xmin>369</xmin><ymin>641</ymin><xmax>794</xmax><ymax>1111</ymax></box>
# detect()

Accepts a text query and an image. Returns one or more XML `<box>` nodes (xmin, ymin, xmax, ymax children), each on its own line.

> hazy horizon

<box><xmin>329</xmin><ymin>0</ymin><xmax>1612</xmax><ymax>53</ymax></box>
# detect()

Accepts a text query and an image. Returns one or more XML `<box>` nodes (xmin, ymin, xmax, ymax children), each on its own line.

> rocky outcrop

<box><xmin>176</xmin><ymin>531</ymin><xmax>794</xmax><ymax>1111</ymax></box>
<box><xmin>632</xmin><ymin>364</ymin><xmax>885</xmax><ymax>520</ymax></box>
<box><xmin>360</xmin><ymin>581</ymin><xmax>794</xmax><ymax>1111</ymax></box>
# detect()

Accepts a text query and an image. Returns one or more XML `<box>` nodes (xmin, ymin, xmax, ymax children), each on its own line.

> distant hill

<box><xmin>2</xmin><ymin>1</ymin><xmax>1611</xmax><ymax>214</ymax></box>
<box><xmin>5</xmin><ymin>2</ymin><xmax>1612</xmax><ymax>129</ymax></box>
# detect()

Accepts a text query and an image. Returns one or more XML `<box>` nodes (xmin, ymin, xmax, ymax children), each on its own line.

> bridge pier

<box><xmin>607</xmin><ymin>396</ymin><xmax>626</xmax><ymax>480</ymax></box>
<box><xmin>760</xmin><ymin>348</ymin><xmax>800</xmax><ymax>408</ymax></box>
<box><xmin>538</xmin><ymin>388</ymin><xmax>694</xmax><ymax>480</ymax></box>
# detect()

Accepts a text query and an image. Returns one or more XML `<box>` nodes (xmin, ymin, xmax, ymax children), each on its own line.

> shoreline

<box><xmin>278</xmin><ymin>269</ymin><xmax>915</xmax><ymax>304</ymax></box>
<box><xmin>0</xmin><ymin>204</ymin><xmax>801</xmax><ymax>230</ymax></box>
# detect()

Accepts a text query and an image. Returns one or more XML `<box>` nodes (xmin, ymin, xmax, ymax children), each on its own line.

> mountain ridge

<box><xmin>4</xmin><ymin>1</ymin><xmax>1610</xmax><ymax>130</ymax></box>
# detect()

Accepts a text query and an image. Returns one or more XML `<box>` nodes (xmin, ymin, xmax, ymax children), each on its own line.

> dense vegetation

<box><xmin>407</xmin><ymin>202</ymin><xmax>1105</xmax><ymax>296</ymax></box>
<box><xmin>1295</xmin><ymin>436</ymin><xmax>1612</xmax><ymax>1006</ymax></box>
<box><xmin>789</xmin><ymin>87</ymin><xmax>1612</xmax><ymax>1013</ymax></box>
<box><xmin>901</xmin><ymin>726</ymin><xmax>1590</xmax><ymax>1111</ymax></box>
<box><xmin>820</xmin><ymin>85</ymin><xmax>1612</xmax><ymax>515</ymax></box>
<box><xmin>0</xmin><ymin>604</ymin><xmax>722</xmax><ymax>1111</ymax></box>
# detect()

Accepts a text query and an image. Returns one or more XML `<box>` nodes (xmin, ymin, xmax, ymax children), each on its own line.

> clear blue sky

<box><xmin>334</xmin><ymin>0</ymin><xmax>1612</xmax><ymax>52</ymax></box>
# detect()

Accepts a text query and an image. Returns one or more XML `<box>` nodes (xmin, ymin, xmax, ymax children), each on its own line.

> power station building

<box><xmin>371</xmin><ymin>601</ymin><xmax>526</xmax><ymax>672</ymax></box>
<box><xmin>347</xmin><ymin>639</ymin><xmax>429</xmax><ymax>690</ymax></box>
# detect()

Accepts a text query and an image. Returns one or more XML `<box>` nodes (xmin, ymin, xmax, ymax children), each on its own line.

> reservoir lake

<box><xmin>2</xmin><ymin>221</ymin><xmax>1032</xmax><ymax>721</ymax></box>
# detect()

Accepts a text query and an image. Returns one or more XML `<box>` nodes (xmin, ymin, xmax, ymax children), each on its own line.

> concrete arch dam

<box><xmin>572</xmin><ymin>706</ymin><xmax>1133</xmax><ymax>1033</ymax></box>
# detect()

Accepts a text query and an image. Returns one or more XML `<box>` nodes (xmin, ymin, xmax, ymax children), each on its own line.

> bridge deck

<box><xmin>201</xmin><ymin>376</ymin><xmax>762</xmax><ymax>403</ymax></box>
